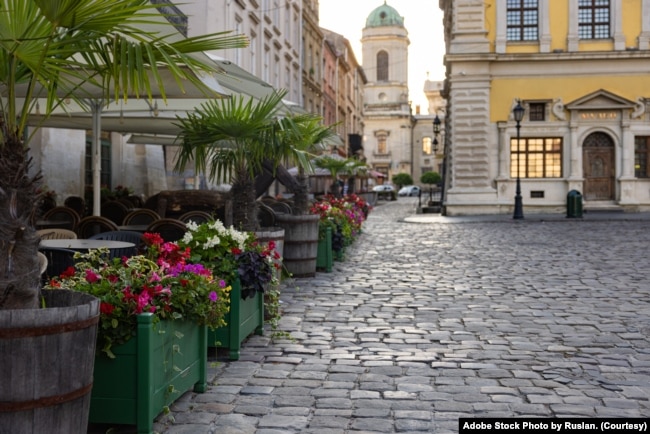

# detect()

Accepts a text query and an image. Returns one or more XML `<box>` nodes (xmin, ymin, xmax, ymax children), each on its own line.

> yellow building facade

<box><xmin>440</xmin><ymin>0</ymin><xmax>650</xmax><ymax>215</ymax></box>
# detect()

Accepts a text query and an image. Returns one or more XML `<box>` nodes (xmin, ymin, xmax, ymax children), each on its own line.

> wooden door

<box><xmin>583</xmin><ymin>133</ymin><xmax>615</xmax><ymax>201</ymax></box>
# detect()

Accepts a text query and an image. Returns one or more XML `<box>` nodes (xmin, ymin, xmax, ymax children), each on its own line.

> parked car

<box><xmin>398</xmin><ymin>185</ymin><xmax>421</xmax><ymax>196</ymax></box>
<box><xmin>372</xmin><ymin>184</ymin><xmax>396</xmax><ymax>201</ymax></box>
<box><xmin>372</xmin><ymin>184</ymin><xmax>395</xmax><ymax>192</ymax></box>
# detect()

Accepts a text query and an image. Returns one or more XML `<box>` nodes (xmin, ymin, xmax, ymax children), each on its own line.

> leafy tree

<box><xmin>0</xmin><ymin>0</ymin><xmax>247</xmax><ymax>310</ymax></box>
<box><xmin>391</xmin><ymin>173</ymin><xmax>413</xmax><ymax>190</ymax></box>
<box><xmin>420</xmin><ymin>171</ymin><xmax>441</xmax><ymax>186</ymax></box>
<box><xmin>421</xmin><ymin>171</ymin><xmax>442</xmax><ymax>205</ymax></box>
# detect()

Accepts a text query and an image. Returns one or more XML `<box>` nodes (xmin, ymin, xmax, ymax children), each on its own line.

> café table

<box><xmin>117</xmin><ymin>224</ymin><xmax>149</xmax><ymax>233</ymax></box>
<box><xmin>39</xmin><ymin>239</ymin><xmax>135</xmax><ymax>252</ymax></box>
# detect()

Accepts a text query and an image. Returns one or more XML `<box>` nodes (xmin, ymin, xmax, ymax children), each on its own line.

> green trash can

<box><xmin>567</xmin><ymin>190</ymin><xmax>583</xmax><ymax>218</ymax></box>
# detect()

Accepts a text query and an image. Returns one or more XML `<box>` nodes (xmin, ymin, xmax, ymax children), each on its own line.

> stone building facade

<box><xmin>440</xmin><ymin>0</ymin><xmax>650</xmax><ymax>215</ymax></box>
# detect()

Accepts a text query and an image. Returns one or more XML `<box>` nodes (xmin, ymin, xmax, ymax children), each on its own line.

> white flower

<box><xmin>203</xmin><ymin>235</ymin><xmax>221</xmax><ymax>250</ymax></box>
<box><xmin>186</xmin><ymin>221</ymin><xmax>199</xmax><ymax>232</ymax></box>
<box><xmin>181</xmin><ymin>232</ymin><xmax>194</xmax><ymax>244</ymax></box>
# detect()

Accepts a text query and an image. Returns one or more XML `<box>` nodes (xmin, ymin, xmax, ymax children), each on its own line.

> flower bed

<box><xmin>179</xmin><ymin>220</ymin><xmax>282</xmax><ymax>356</ymax></box>
<box><xmin>310</xmin><ymin>194</ymin><xmax>371</xmax><ymax>261</ymax></box>
<box><xmin>45</xmin><ymin>234</ymin><xmax>230</xmax><ymax>358</ymax></box>
<box><xmin>43</xmin><ymin>234</ymin><xmax>229</xmax><ymax>433</ymax></box>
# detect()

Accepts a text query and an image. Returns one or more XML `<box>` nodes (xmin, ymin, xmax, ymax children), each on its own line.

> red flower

<box><xmin>60</xmin><ymin>266</ymin><xmax>76</xmax><ymax>278</ymax></box>
<box><xmin>100</xmin><ymin>302</ymin><xmax>115</xmax><ymax>315</ymax></box>
<box><xmin>143</xmin><ymin>232</ymin><xmax>164</xmax><ymax>247</ymax></box>
<box><xmin>85</xmin><ymin>269</ymin><xmax>100</xmax><ymax>283</ymax></box>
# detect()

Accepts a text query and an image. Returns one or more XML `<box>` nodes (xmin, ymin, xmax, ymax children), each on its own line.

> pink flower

<box><xmin>85</xmin><ymin>269</ymin><xmax>100</xmax><ymax>283</ymax></box>
<box><xmin>136</xmin><ymin>292</ymin><xmax>152</xmax><ymax>314</ymax></box>
<box><xmin>149</xmin><ymin>272</ymin><xmax>162</xmax><ymax>282</ymax></box>
<box><xmin>209</xmin><ymin>291</ymin><xmax>218</xmax><ymax>302</ymax></box>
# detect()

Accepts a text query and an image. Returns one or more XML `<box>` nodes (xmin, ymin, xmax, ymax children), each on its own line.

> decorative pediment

<box><xmin>566</xmin><ymin>89</ymin><xmax>636</xmax><ymax>111</ymax></box>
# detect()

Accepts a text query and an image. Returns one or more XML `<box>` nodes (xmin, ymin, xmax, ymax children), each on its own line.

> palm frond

<box><xmin>0</xmin><ymin>0</ymin><xmax>249</xmax><ymax>143</ymax></box>
<box><xmin>174</xmin><ymin>90</ymin><xmax>288</xmax><ymax>185</ymax></box>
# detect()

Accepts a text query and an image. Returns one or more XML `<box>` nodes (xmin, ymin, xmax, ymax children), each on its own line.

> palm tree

<box><xmin>0</xmin><ymin>0</ymin><xmax>248</xmax><ymax>310</ymax></box>
<box><xmin>278</xmin><ymin>115</ymin><xmax>335</xmax><ymax>214</ymax></box>
<box><xmin>314</xmin><ymin>156</ymin><xmax>368</xmax><ymax>197</ymax></box>
<box><xmin>175</xmin><ymin>91</ymin><xmax>291</xmax><ymax>232</ymax></box>
<box><xmin>174</xmin><ymin>93</ymin><xmax>336</xmax><ymax>226</ymax></box>
<box><xmin>339</xmin><ymin>158</ymin><xmax>369</xmax><ymax>195</ymax></box>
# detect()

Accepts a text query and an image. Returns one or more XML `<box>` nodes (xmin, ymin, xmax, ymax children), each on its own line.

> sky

<box><xmin>318</xmin><ymin>0</ymin><xmax>445</xmax><ymax>114</ymax></box>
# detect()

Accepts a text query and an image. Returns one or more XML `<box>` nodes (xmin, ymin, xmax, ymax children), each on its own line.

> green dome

<box><xmin>365</xmin><ymin>2</ymin><xmax>404</xmax><ymax>28</ymax></box>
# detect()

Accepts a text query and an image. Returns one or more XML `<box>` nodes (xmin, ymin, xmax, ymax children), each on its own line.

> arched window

<box><xmin>376</xmin><ymin>50</ymin><xmax>388</xmax><ymax>82</ymax></box>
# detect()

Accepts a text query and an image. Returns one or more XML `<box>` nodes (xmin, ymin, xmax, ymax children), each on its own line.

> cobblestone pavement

<box><xmin>100</xmin><ymin>199</ymin><xmax>650</xmax><ymax>433</ymax></box>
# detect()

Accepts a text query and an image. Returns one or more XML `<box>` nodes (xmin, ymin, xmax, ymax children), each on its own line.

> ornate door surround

<box><xmin>582</xmin><ymin>132</ymin><xmax>615</xmax><ymax>201</ymax></box>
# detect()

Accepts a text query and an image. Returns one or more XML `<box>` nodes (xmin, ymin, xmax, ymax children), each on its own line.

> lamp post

<box><xmin>512</xmin><ymin>100</ymin><xmax>525</xmax><ymax>220</ymax></box>
<box><xmin>433</xmin><ymin>114</ymin><xmax>441</xmax><ymax>152</ymax></box>
<box><xmin>431</xmin><ymin>115</ymin><xmax>441</xmax><ymax>204</ymax></box>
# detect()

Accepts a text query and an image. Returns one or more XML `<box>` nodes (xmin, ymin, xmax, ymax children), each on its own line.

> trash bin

<box><xmin>567</xmin><ymin>190</ymin><xmax>583</xmax><ymax>218</ymax></box>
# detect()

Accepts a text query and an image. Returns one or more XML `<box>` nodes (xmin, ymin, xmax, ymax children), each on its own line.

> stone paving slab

<box><xmin>90</xmin><ymin>198</ymin><xmax>650</xmax><ymax>433</ymax></box>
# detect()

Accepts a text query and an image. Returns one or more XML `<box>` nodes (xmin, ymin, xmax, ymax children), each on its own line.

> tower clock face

<box><xmin>379</xmin><ymin>92</ymin><xmax>387</xmax><ymax>101</ymax></box>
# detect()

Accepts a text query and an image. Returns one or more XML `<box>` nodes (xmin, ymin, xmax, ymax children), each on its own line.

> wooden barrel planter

<box><xmin>274</xmin><ymin>213</ymin><xmax>320</xmax><ymax>277</ymax></box>
<box><xmin>0</xmin><ymin>289</ymin><xmax>100</xmax><ymax>434</ymax></box>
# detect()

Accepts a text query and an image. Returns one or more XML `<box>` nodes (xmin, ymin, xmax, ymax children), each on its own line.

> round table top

<box><xmin>40</xmin><ymin>239</ymin><xmax>135</xmax><ymax>251</ymax></box>
<box><xmin>117</xmin><ymin>225</ymin><xmax>149</xmax><ymax>233</ymax></box>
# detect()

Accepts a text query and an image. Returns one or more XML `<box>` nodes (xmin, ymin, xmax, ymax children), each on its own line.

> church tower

<box><xmin>362</xmin><ymin>2</ymin><xmax>411</xmax><ymax>180</ymax></box>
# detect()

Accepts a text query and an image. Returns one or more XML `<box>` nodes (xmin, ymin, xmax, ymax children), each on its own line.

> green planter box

<box><xmin>209</xmin><ymin>278</ymin><xmax>264</xmax><ymax>360</ymax></box>
<box><xmin>89</xmin><ymin>313</ymin><xmax>207</xmax><ymax>434</ymax></box>
<box><xmin>316</xmin><ymin>226</ymin><xmax>333</xmax><ymax>272</ymax></box>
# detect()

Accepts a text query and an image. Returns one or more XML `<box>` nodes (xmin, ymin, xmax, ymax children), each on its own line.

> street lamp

<box><xmin>429</xmin><ymin>114</ymin><xmax>442</xmax><ymax>204</ymax></box>
<box><xmin>432</xmin><ymin>114</ymin><xmax>441</xmax><ymax>153</ymax></box>
<box><xmin>512</xmin><ymin>100</ymin><xmax>525</xmax><ymax>220</ymax></box>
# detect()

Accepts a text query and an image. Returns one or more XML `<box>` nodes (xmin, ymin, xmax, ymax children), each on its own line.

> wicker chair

<box><xmin>40</xmin><ymin>247</ymin><xmax>76</xmax><ymax>282</ymax></box>
<box><xmin>123</xmin><ymin>208</ymin><xmax>160</xmax><ymax>226</ymax></box>
<box><xmin>257</xmin><ymin>203</ymin><xmax>276</xmax><ymax>228</ymax></box>
<box><xmin>268</xmin><ymin>201</ymin><xmax>293</xmax><ymax>215</ymax></box>
<box><xmin>126</xmin><ymin>195</ymin><xmax>144</xmax><ymax>208</ymax></box>
<box><xmin>41</xmin><ymin>206</ymin><xmax>81</xmax><ymax>231</ymax></box>
<box><xmin>75</xmin><ymin>216</ymin><xmax>119</xmax><ymax>239</ymax></box>
<box><xmin>88</xmin><ymin>230</ymin><xmax>143</xmax><ymax>258</ymax></box>
<box><xmin>145</xmin><ymin>218</ymin><xmax>187</xmax><ymax>242</ymax></box>
<box><xmin>117</xmin><ymin>198</ymin><xmax>136</xmax><ymax>211</ymax></box>
<box><xmin>63</xmin><ymin>196</ymin><xmax>87</xmax><ymax>218</ymax></box>
<box><xmin>38</xmin><ymin>252</ymin><xmax>48</xmax><ymax>275</ymax></box>
<box><xmin>37</xmin><ymin>228</ymin><xmax>78</xmax><ymax>240</ymax></box>
<box><xmin>101</xmin><ymin>200</ymin><xmax>131</xmax><ymax>225</ymax></box>
<box><xmin>178</xmin><ymin>210</ymin><xmax>213</xmax><ymax>224</ymax></box>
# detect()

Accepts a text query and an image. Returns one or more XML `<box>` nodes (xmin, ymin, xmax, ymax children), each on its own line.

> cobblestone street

<box><xmin>147</xmin><ymin>199</ymin><xmax>650</xmax><ymax>433</ymax></box>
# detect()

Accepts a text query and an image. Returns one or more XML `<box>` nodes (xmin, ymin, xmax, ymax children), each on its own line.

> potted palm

<box><xmin>174</xmin><ymin>93</ymin><xmax>334</xmax><ymax>278</ymax></box>
<box><xmin>175</xmin><ymin>91</ymin><xmax>291</xmax><ymax>232</ymax></box>
<box><xmin>0</xmin><ymin>1</ymin><xmax>246</xmax><ymax>432</ymax></box>
<box><xmin>272</xmin><ymin>115</ymin><xmax>337</xmax><ymax>276</ymax></box>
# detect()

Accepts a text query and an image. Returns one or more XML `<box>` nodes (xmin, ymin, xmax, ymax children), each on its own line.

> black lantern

<box><xmin>432</xmin><ymin>115</ymin><xmax>441</xmax><ymax>153</ymax></box>
<box><xmin>512</xmin><ymin>100</ymin><xmax>525</xmax><ymax>220</ymax></box>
